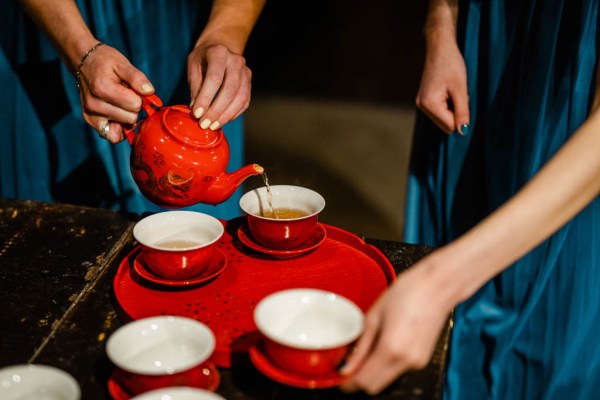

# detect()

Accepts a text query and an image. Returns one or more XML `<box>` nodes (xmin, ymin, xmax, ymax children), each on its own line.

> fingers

<box><xmin>188</xmin><ymin>44</ymin><xmax>252</xmax><ymax>130</ymax></box>
<box><xmin>87</xmin><ymin>118</ymin><xmax>124</xmax><ymax>144</ymax></box>
<box><xmin>80</xmin><ymin>80</ymin><xmax>136</xmax><ymax>143</ymax></box>
<box><xmin>337</xmin><ymin>266</ymin><xmax>448</xmax><ymax>395</ymax></box>
<box><xmin>187</xmin><ymin>51</ymin><xmax>204</xmax><ymax>111</ymax></box>
<box><xmin>81</xmin><ymin>85</ymin><xmax>139</xmax><ymax>125</ymax></box>
<box><xmin>77</xmin><ymin>44</ymin><xmax>154</xmax><ymax>143</ymax></box>
<box><xmin>339</xmin><ymin>326</ymin><xmax>434</xmax><ymax>395</ymax></box>
<box><xmin>338</xmin><ymin>303</ymin><xmax>409</xmax><ymax>395</ymax></box>
<box><xmin>341</xmin><ymin>332</ymin><xmax>425</xmax><ymax>395</ymax></box>
<box><xmin>415</xmin><ymin>42</ymin><xmax>470</xmax><ymax>136</ymax></box>
<box><xmin>114</xmin><ymin>62</ymin><xmax>155</xmax><ymax>97</ymax></box>
<box><xmin>82</xmin><ymin>67</ymin><xmax>151</xmax><ymax>121</ymax></box>
<box><xmin>416</xmin><ymin>90</ymin><xmax>457</xmax><ymax>134</ymax></box>
<box><xmin>189</xmin><ymin>45</ymin><xmax>227</xmax><ymax>124</ymax></box>
<box><xmin>416</xmin><ymin>86</ymin><xmax>470</xmax><ymax>136</ymax></box>
<box><xmin>450</xmin><ymin>85</ymin><xmax>470</xmax><ymax>135</ymax></box>
<box><xmin>206</xmin><ymin>68</ymin><xmax>252</xmax><ymax>130</ymax></box>
<box><xmin>339</xmin><ymin>311</ymin><xmax>380</xmax><ymax>377</ymax></box>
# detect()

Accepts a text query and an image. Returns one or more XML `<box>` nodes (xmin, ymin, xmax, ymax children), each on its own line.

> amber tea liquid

<box><xmin>262</xmin><ymin>207</ymin><xmax>309</xmax><ymax>219</ymax></box>
<box><xmin>155</xmin><ymin>239</ymin><xmax>200</xmax><ymax>249</ymax></box>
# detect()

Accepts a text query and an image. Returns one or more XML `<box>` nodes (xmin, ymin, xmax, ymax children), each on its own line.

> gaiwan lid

<box><xmin>161</xmin><ymin>105</ymin><xmax>222</xmax><ymax>147</ymax></box>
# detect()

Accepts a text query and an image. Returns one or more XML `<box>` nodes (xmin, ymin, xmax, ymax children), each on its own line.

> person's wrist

<box><xmin>424</xmin><ymin>25</ymin><xmax>456</xmax><ymax>52</ymax></box>
<box><xmin>417</xmin><ymin>246</ymin><xmax>475</xmax><ymax>309</ymax></box>
<box><xmin>57</xmin><ymin>31</ymin><xmax>101</xmax><ymax>74</ymax></box>
<box><xmin>195</xmin><ymin>26</ymin><xmax>249</xmax><ymax>55</ymax></box>
<box><xmin>75</xmin><ymin>42</ymin><xmax>104</xmax><ymax>88</ymax></box>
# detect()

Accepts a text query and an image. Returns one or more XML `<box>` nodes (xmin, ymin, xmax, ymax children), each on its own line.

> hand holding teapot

<box><xmin>123</xmin><ymin>94</ymin><xmax>263</xmax><ymax>207</ymax></box>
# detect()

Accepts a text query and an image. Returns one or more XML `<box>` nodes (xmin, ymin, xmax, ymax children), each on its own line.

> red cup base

<box><xmin>249</xmin><ymin>339</ymin><xmax>346</xmax><ymax>389</ymax></box>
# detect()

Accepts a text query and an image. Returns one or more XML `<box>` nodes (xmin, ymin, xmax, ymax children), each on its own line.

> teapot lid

<box><xmin>162</xmin><ymin>106</ymin><xmax>221</xmax><ymax>147</ymax></box>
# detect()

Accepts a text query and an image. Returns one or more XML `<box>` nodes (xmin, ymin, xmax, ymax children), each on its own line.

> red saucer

<box><xmin>237</xmin><ymin>223</ymin><xmax>326</xmax><ymax>258</ymax></box>
<box><xmin>107</xmin><ymin>370</ymin><xmax>132</xmax><ymax>400</ymax></box>
<box><xmin>107</xmin><ymin>366</ymin><xmax>221</xmax><ymax>400</ymax></box>
<box><xmin>248</xmin><ymin>339</ymin><xmax>346</xmax><ymax>389</ymax></box>
<box><xmin>133</xmin><ymin>249</ymin><xmax>227</xmax><ymax>287</ymax></box>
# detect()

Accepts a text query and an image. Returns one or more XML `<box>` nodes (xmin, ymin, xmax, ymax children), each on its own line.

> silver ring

<box><xmin>98</xmin><ymin>122</ymin><xmax>110</xmax><ymax>139</ymax></box>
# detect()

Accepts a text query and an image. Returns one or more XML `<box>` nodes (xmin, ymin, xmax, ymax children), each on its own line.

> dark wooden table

<box><xmin>0</xmin><ymin>198</ymin><xmax>449</xmax><ymax>400</ymax></box>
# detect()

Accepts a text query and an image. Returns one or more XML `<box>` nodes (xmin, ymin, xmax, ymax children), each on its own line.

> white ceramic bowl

<box><xmin>0</xmin><ymin>364</ymin><xmax>80</xmax><ymax>400</ymax></box>
<box><xmin>130</xmin><ymin>387</ymin><xmax>227</xmax><ymax>400</ymax></box>
<box><xmin>239</xmin><ymin>185</ymin><xmax>325</xmax><ymax>220</ymax></box>
<box><xmin>133</xmin><ymin>211</ymin><xmax>225</xmax><ymax>280</ymax></box>
<box><xmin>133</xmin><ymin>211</ymin><xmax>224</xmax><ymax>251</ymax></box>
<box><xmin>239</xmin><ymin>185</ymin><xmax>326</xmax><ymax>249</ymax></box>
<box><xmin>106</xmin><ymin>316</ymin><xmax>215</xmax><ymax>375</ymax></box>
<box><xmin>254</xmin><ymin>288</ymin><xmax>364</xmax><ymax>376</ymax></box>
<box><xmin>255</xmin><ymin>288</ymin><xmax>364</xmax><ymax>350</ymax></box>
<box><xmin>106</xmin><ymin>316</ymin><xmax>219</xmax><ymax>395</ymax></box>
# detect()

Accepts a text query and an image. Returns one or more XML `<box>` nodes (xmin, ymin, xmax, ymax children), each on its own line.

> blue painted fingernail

<box><xmin>459</xmin><ymin>124</ymin><xmax>470</xmax><ymax>136</ymax></box>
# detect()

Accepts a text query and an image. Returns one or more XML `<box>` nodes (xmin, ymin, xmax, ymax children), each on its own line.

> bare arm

<box><xmin>18</xmin><ymin>0</ymin><xmax>154</xmax><ymax>143</ymax></box>
<box><xmin>415</xmin><ymin>0</ymin><xmax>470</xmax><ymax>134</ymax></box>
<box><xmin>197</xmin><ymin>0</ymin><xmax>266</xmax><ymax>54</ymax></box>
<box><xmin>341</xmin><ymin>91</ymin><xmax>600</xmax><ymax>394</ymax></box>
<box><xmin>340</xmin><ymin>101</ymin><xmax>600</xmax><ymax>395</ymax></box>
<box><xmin>188</xmin><ymin>0</ymin><xmax>266</xmax><ymax>130</ymax></box>
<box><xmin>18</xmin><ymin>0</ymin><xmax>96</xmax><ymax>73</ymax></box>
<box><xmin>433</xmin><ymin>108</ymin><xmax>600</xmax><ymax>303</ymax></box>
<box><xmin>424</xmin><ymin>0</ymin><xmax>458</xmax><ymax>44</ymax></box>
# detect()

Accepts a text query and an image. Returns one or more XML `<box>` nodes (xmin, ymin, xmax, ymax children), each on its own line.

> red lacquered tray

<box><xmin>113</xmin><ymin>218</ymin><xmax>395</xmax><ymax>368</ymax></box>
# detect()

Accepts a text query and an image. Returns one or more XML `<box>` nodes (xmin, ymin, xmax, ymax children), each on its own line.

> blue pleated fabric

<box><xmin>0</xmin><ymin>1</ymin><xmax>246</xmax><ymax>219</ymax></box>
<box><xmin>404</xmin><ymin>0</ymin><xmax>600</xmax><ymax>398</ymax></box>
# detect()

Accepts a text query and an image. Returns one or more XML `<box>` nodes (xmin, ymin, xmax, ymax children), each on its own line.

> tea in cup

<box><xmin>254</xmin><ymin>288</ymin><xmax>364</xmax><ymax>377</ymax></box>
<box><xmin>239</xmin><ymin>185</ymin><xmax>325</xmax><ymax>249</ymax></box>
<box><xmin>133</xmin><ymin>211</ymin><xmax>224</xmax><ymax>280</ymax></box>
<box><xmin>0</xmin><ymin>364</ymin><xmax>81</xmax><ymax>400</ymax></box>
<box><xmin>106</xmin><ymin>316</ymin><xmax>220</xmax><ymax>396</ymax></box>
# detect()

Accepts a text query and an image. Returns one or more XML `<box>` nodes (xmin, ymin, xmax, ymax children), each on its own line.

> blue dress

<box><xmin>405</xmin><ymin>0</ymin><xmax>600</xmax><ymax>398</ymax></box>
<box><xmin>0</xmin><ymin>1</ymin><xmax>246</xmax><ymax>219</ymax></box>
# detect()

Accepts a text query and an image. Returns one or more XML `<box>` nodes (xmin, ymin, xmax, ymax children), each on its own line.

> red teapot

<box><xmin>124</xmin><ymin>94</ymin><xmax>263</xmax><ymax>208</ymax></box>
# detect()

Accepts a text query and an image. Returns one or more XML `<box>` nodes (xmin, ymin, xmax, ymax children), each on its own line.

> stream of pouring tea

<box><xmin>262</xmin><ymin>173</ymin><xmax>274</xmax><ymax>217</ymax></box>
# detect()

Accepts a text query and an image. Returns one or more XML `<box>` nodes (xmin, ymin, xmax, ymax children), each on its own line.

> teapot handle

<box><xmin>123</xmin><ymin>93</ymin><xmax>164</xmax><ymax>144</ymax></box>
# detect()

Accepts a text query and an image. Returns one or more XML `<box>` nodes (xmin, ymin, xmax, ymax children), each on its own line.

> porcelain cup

<box><xmin>254</xmin><ymin>288</ymin><xmax>364</xmax><ymax>377</ymax></box>
<box><xmin>106</xmin><ymin>316</ymin><xmax>220</xmax><ymax>397</ymax></box>
<box><xmin>0</xmin><ymin>364</ymin><xmax>81</xmax><ymax>400</ymax></box>
<box><xmin>130</xmin><ymin>387</ymin><xmax>227</xmax><ymax>400</ymax></box>
<box><xmin>133</xmin><ymin>211</ymin><xmax>224</xmax><ymax>280</ymax></box>
<box><xmin>239</xmin><ymin>185</ymin><xmax>326</xmax><ymax>249</ymax></box>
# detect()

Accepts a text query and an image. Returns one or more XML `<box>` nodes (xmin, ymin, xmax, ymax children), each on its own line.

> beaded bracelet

<box><xmin>75</xmin><ymin>42</ymin><xmax>104</xmax><ymax>89</ymax></box>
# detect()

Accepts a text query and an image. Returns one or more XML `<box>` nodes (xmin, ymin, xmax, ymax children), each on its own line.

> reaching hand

<box><xmin>76</xmin><ymin>44</ymin><xmax>155</xmax><ymax>143</ymax></box>
<box><xmin>187</xmin><ymin>43</ymin><xmax>252</xmax><ymax>131</ymax></box>
<box><xmin>415</xmin><ymin>39</ymin><xmax>470</xmax><ymax>135</ymax></box>
<box><xmin>339</xmin><ymin>262</ymin><xmax>453</xmax><ymax>395</ymax></box>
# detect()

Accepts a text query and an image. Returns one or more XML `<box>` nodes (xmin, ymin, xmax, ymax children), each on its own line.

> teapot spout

<box><xmin>204</xmin><ymin>164</ymin><xmax>264</xmax><ymax>205</ymax></box>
